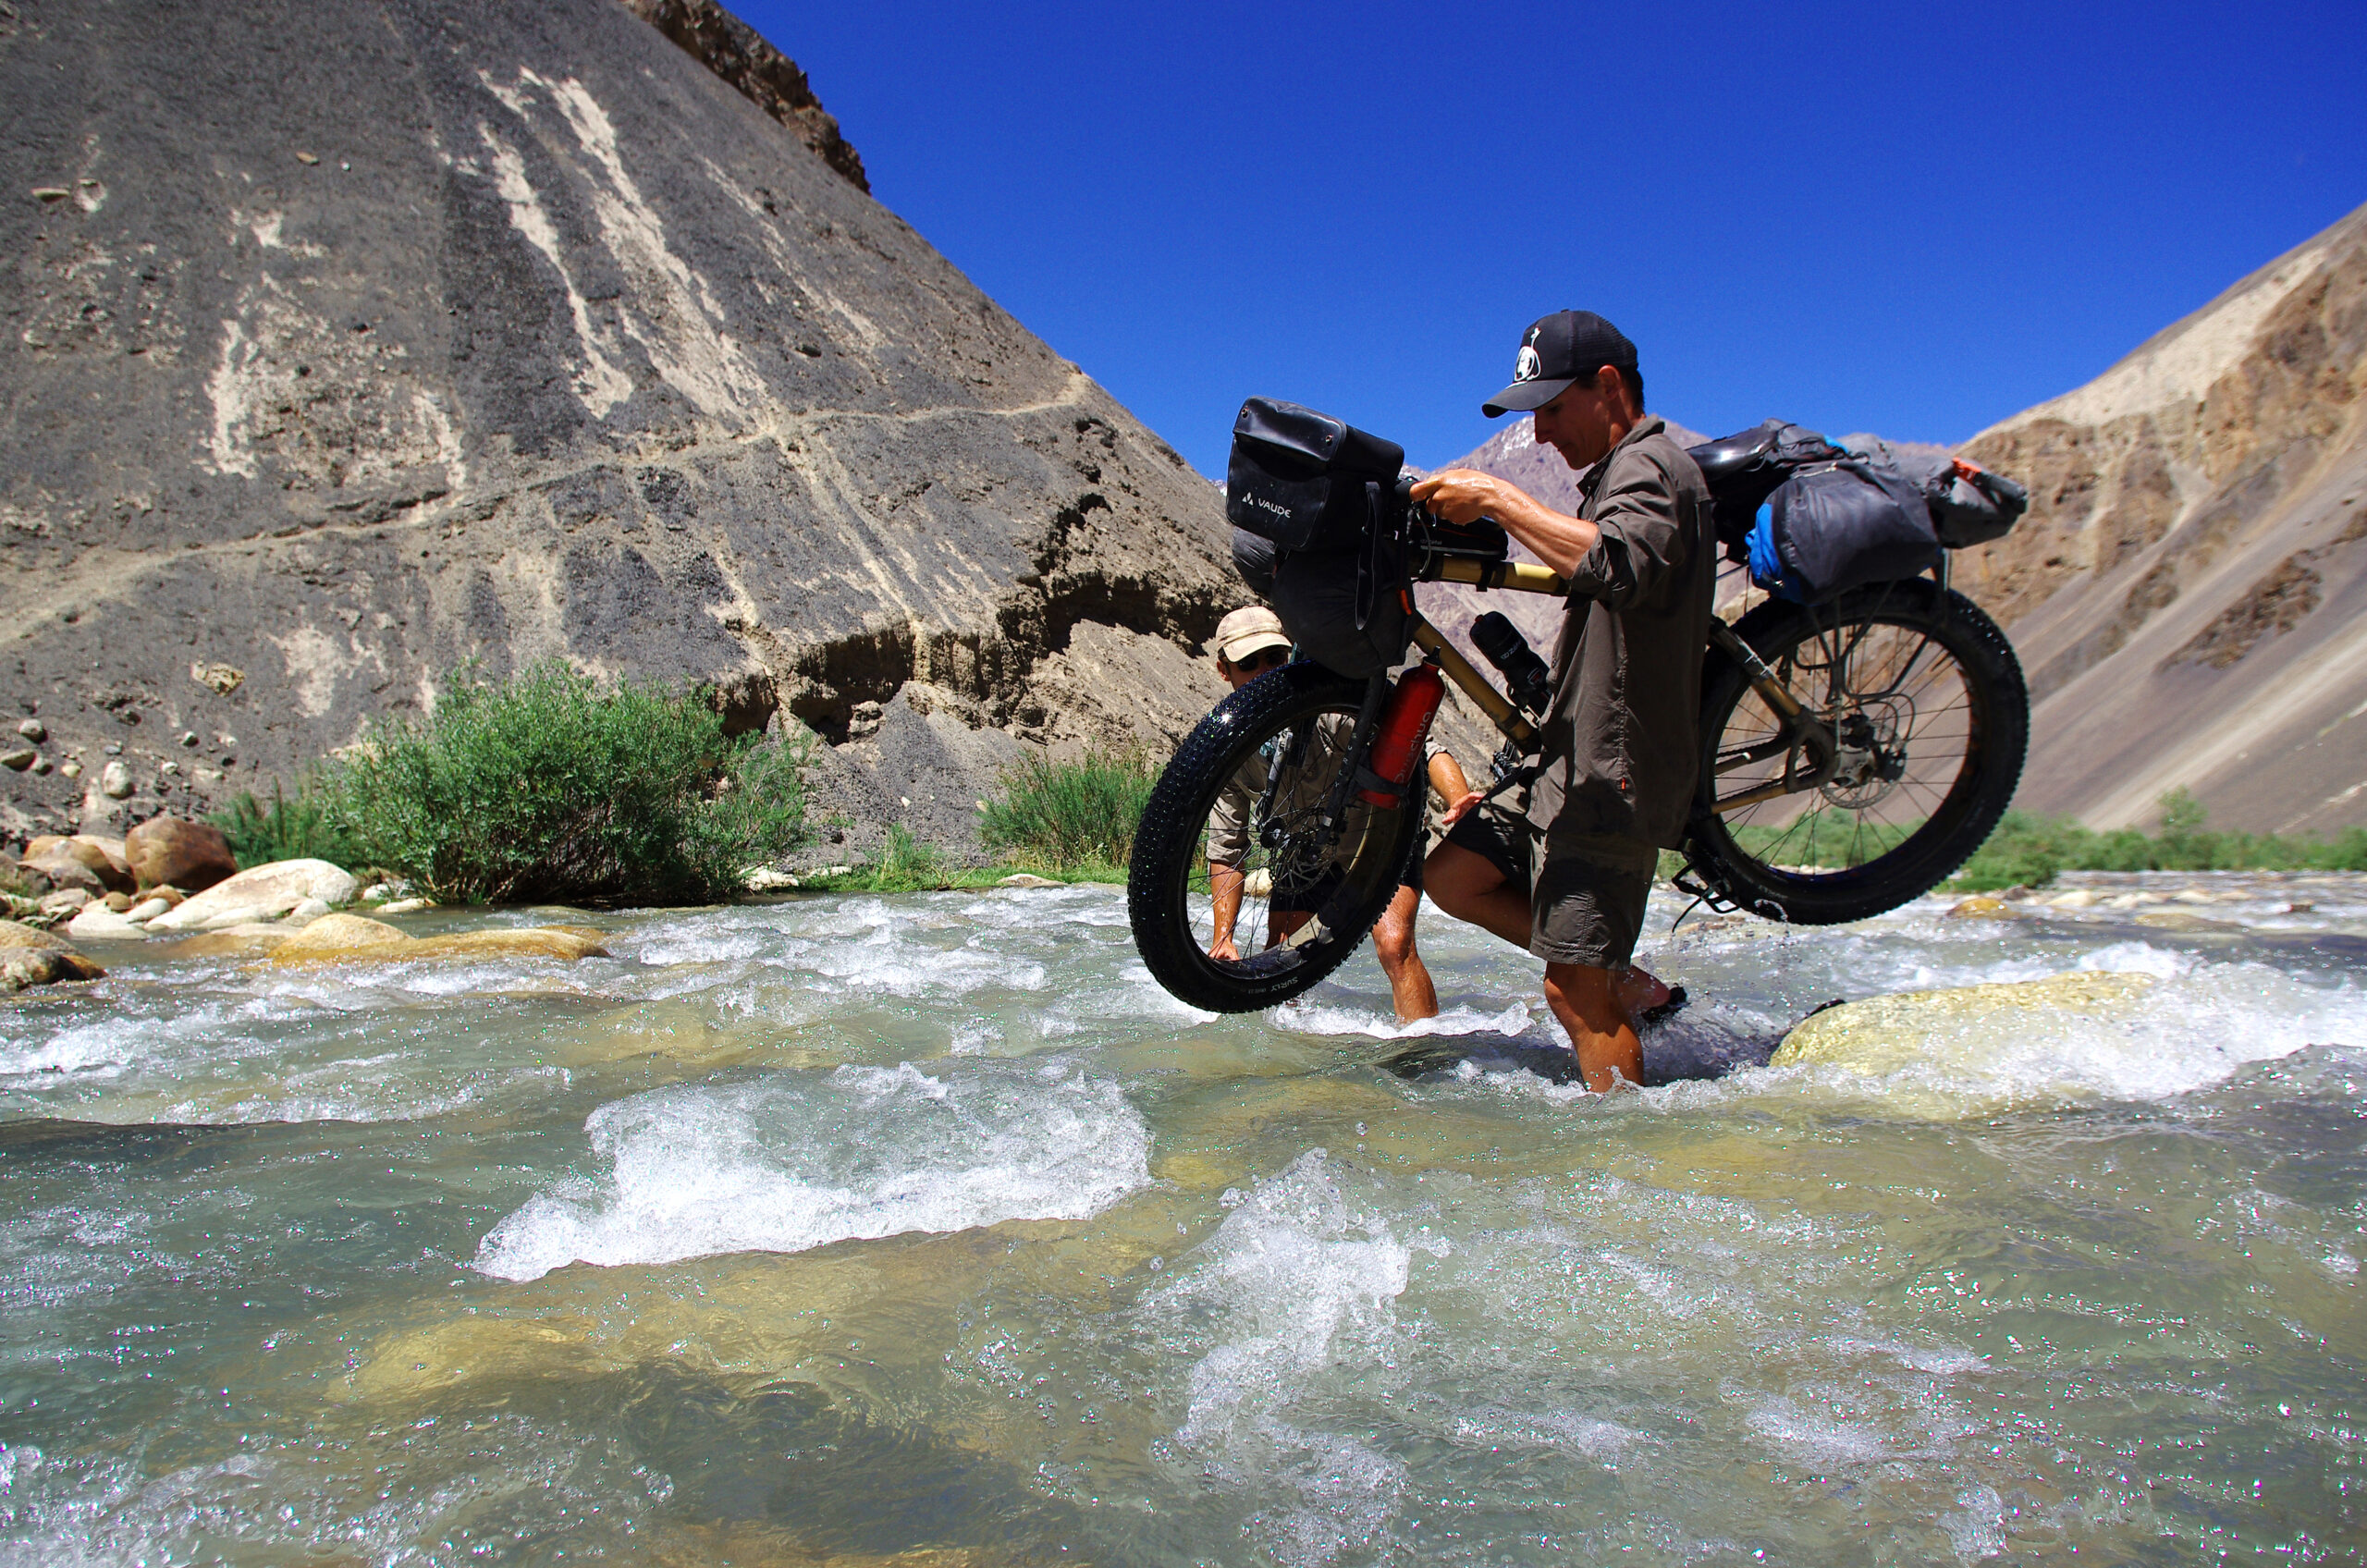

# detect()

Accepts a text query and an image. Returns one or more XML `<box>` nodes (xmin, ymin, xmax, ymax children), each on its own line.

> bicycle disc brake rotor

<box><xmin>1818</xmin><ymin>693</ymin><xmax>1913</xmax><ymax>810</ymax></box>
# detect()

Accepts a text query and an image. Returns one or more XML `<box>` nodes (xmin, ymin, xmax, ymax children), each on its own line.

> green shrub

<box><xmin>211</xmin><ymin>782</ymin><xmax>363</xmax><ymax>871</ymax></box>
<box><xmin>977</xmin><ymin>749</ymin><xmax>1157</xmax><ymax>876</ymax></box>
<box><xmin>1946</xmin><ymin>789</ymin><xmax>2367</xmax><ymax>889</ymax></box>
<box><xmin>830</xmin><ymin>825</ymin><xmax>952</xmax><ymax>892</ymax></box>
<box><xmin>323</xmin><ymin>663</ymin><xmax>811</xmax><ymax>905</ymax></box>
<box><xmin>1947</xmin><ymin>811</ymin><xmax>2087</xmax><ymax>891</ymax></box>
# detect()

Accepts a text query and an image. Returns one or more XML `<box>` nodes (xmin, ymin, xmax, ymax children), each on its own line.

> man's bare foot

<box><xmin>1613</xmin><ymin>965</ymin><xmax>1671</xmax><ymax>1015</ymax></box>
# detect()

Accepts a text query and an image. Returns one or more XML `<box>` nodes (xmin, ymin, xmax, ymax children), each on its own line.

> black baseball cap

<box><xmin>1481</xmin><ymin>310</ymin><xmax>1639</xmax><ymax>417</ymax></box>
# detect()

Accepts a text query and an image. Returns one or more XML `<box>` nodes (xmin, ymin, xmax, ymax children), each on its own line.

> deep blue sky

<box><xmin>740</xmin><ymin>0</ymin><xmax>2366</xmax><ymax>474</ymax></box>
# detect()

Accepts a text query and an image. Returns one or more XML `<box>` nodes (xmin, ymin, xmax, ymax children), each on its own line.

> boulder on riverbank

<box><xmin>18</xmin><ymin>835</ymin><xmax>132</xmax><ymax>896</ymax></box>
<box><xmin>0</xmin><ymin>919</ymin><xmax>106</xmax><ymax>991</ymax></box>
<box><xmin>124</xmin><ymin>817</ymin><xmax>239</xmax><ymax>896</ymax></box>
<box><xmin>146</xmin><ymin>861</ymin><xmax>362</xmax><ymax>933</ymax></box>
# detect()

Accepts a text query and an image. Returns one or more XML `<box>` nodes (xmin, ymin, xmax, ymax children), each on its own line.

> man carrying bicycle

<box><xmin>1412</xmin><ymin>311</ymin><xmax>1715</xmax><ymax>1091</ymax></box>
<box><xmin>1201</xmin><ymin>605</ymin><xmax>1473</xmax><ymax>1023</ymax></box>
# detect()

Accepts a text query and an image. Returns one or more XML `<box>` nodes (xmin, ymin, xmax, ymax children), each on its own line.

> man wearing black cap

<box><xmin>1412</xmin><ymin>311</ymin><xmax>1715</xmax><ymax>1092</ymax></box>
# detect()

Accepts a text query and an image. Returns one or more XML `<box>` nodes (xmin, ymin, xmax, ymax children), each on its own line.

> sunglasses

<box><xmin>1232</xmin><ymin>646</ymin><xmax>1291</xmax><ymax>673</ymax></box>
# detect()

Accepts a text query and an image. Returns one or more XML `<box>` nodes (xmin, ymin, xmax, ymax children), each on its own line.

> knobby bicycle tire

<box><xmin>1681</xmin><ymin>579</ymin><xmax>2027</xmax><ymax>925</ymax></box>
<box><xmin>1129</xmin><ymin>661</ymin><xmax>1428</xmax><ymax>1013</ymax></box>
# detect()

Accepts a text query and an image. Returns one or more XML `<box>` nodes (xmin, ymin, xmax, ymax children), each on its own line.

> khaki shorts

<box><xmin>1441</xmin><ymin>805</ymin><xmax>1657</xmax><ymax>970</ymax></box>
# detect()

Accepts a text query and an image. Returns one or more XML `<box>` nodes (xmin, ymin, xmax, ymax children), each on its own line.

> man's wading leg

<box><xmin>1207</xmin><ymin>861</ymin><xmax>1246</xmax><ymax>962</ymax></box>
<box><xmin>1369</xmin><ymin>883</ymin><xmax>1438</xmax><ymax>1022</ymax></box>
<box><xmin>1544</xmin><ymin>962</ymin><xmax>1642</xmax><ymax>1092</ymax></box>
<box><xmin>1428</xmin><ymin>832</ymin><xmax>1674</xmax><ymax>1026</ymax></box>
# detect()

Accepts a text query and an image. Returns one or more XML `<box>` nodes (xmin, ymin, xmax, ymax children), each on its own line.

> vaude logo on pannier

<box><xmin>1224</xmin><ymin>398</ymin><xmax>1405</xmax><ymax>553</ymax></box>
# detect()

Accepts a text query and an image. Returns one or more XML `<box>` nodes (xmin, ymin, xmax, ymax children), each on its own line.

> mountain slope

<box><xmin>0</xmin><ymin>0</ymin><xmax>1233</xmax><ymax>851</ymax></box>
<box><xmin>1956</xmin><ymin>202</ymin><xmax>2367</xmax><ymax>832</ymax></box>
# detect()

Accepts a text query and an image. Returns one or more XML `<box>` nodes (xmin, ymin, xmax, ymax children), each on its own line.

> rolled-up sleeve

<box><xmin>1564</xmin><ymin>453</ymin><xmax>1692</xmax><ymax>612</ymax></box>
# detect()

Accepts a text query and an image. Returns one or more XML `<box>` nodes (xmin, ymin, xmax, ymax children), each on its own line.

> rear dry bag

<box><xmin>1686</xmin><ymin>420</ymin><xmax>1852</xmax><ymax>560</ymax></box>
<box><xmin>1925</xmin><ymin>460</ymin><xmax>2029</xmax><ymax>548</ymax></box>
<box><xmin>1753</xmin><ymin>456</ymin><xmax>1941</xmax><ymax>604</ymax></box>
<box><xmin>1846</xmin><ymin>437</ymin><xmax>2030</xmax><ymax>549</ymax></box>
<box><xmin>1225</xmin><ymin>398</ymin><xmax>1405</xmax><ymax>553</ymax></box>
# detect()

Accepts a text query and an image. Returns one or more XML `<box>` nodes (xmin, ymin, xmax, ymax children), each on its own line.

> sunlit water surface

<box><xmin>0</xmin><ymin>874</ymin><xmax>2361</xmax><ymax>1565</ymax></box>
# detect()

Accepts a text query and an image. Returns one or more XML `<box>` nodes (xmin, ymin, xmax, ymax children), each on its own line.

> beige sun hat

<box><xmin>1208</xmin><ymin>605</ymin><xmax>1291</xmax><ymax>664</ymax></box>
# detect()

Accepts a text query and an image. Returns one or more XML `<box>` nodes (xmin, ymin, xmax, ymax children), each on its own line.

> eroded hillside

<box><xmin>0</xmin><ymin>0</ymin><xmax>1234</xmax><ymax>851</ymax></box>
<box><xmin>1957</xmin><ymin>202</ymin><xmax>2367</xmax><ymax>832</ymax></box>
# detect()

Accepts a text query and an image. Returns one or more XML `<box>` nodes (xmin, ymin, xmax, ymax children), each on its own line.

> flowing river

<box><xmin>0</xmin><ymin>873</ymin><xmax>2361</xmax><ymax>1565</ymax></box>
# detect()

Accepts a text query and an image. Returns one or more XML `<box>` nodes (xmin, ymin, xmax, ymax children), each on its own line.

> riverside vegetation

<box><xmin>199</xmin><ymin>664</ymin><xmax>2355</xmax><ymax>910</ymax></box>
<box><xmin>205</xmin><ymin>665</ymin><xmax>1158</xmax><ymax>903</ymax></box>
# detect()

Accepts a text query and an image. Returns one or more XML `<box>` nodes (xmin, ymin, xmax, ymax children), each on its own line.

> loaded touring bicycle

<box><xmin>1127</xmin><ymin>398</ymin><xmax>2031</xmax><ymax>1013</ymax></box>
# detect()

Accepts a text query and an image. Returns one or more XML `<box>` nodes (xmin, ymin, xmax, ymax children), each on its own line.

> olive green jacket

<box><xmin>1524</xmin><ymin>416</ymin><xmax>1717</xmax><ymax>854</ymax></box>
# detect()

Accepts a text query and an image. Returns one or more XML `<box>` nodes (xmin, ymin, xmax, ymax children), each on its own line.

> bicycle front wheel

<box><xmin>1128</xmin><ymin>662</ymin><xmax>1427</xmax><ymax>1013</ymax></box>
<box><xmin>1682</xmin><ymin>579</ymin><xmax>2028</xmax><ymax>925</ymax></box>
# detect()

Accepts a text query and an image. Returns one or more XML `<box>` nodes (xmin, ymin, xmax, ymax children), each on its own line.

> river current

<box><xmin>0</xmin><ymin>873</ymin><xmax>2361</xmax><ymax>1565</ymax></box>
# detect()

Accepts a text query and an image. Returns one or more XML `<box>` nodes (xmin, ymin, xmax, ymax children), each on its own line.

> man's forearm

<box><xmin>1414</xmin><ymin>469</ymin><xmax>1600</xmax><ymax>578</ymax></box>
<box><xmin>1429</xmin><ymin>751</ymin><xmax>1472</xmax><ymax>806</ymax></box>
<box><xmin>1490</xmin><ymin>485</ymin><xmax>1601</xmax><ymax>580</ymax></box>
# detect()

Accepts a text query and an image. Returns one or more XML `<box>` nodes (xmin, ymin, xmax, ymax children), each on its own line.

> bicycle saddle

<box><xmin>1686</xmin><ymin>427</ymin><xmax>1777</xmax><ymax>486</ymax></box>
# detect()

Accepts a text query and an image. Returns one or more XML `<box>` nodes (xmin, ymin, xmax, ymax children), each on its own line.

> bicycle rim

<box><xmin>1129</xmin><ymin>665</ymin><xmax>1424</xmax><ymax>1012</ymax></box>
<box><xmin>1686</xmin><ymin>582</ymin><xmax>2026</xmax><ymax>923</ymax></box>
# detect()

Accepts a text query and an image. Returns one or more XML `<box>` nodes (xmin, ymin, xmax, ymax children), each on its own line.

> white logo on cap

<box><xmin>1514</xmin><ymin>346</ymin><xmax>1541</xmax><ymax>383</ymax></box>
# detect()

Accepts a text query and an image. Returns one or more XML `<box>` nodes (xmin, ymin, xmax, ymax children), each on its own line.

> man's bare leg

<box><xmin>1369</xmin><ymin>882</ymin><xmax>1438</xmax><ymax>1023</ymax></box>
<box><xmin>1543</xmin><ymin>961</ymin><xmax>1643</xmax><ymax>1092</ymax></box>
<box><xmin>1424</xmin><ymin>843</ymin><xmax>1531</xmax><ymax>947</ymax></box>
<box><xmin>1429</xmin><ymin>843</ymin><xmax>1673</xmax><ymax>1013</ymax></box>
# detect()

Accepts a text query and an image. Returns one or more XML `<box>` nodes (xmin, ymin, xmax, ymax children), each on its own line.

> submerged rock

<box><xmin>146</xmin><ymin>860</ymin><xmax>361</xmax><ymax>932</ymax></box>
<box><xmin>160</xmin><ymin>925</ymin><xmax>294</xmax><ymax>959</ymax></box>
<box><xmin>271</xmin><ymin>912</ymin><xmax>610</xmax><ymax>965</ymax></box>
<box><xmin>1772</xmin><ymin>971</ymin><xmax>2157</xmax><ymax>1080</ymax></box>
<box><xmin>1944</xmin><ymin>895</ymin><xmax>2016</xmax><ymax>919</ymax></box>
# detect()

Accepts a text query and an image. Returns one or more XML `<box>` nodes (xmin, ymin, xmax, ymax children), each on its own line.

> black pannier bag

<box><xmin>1230</xmin><ymin>526</ymin><xmax>1280</xmax><ymax>598</ymax></box>
<box><xmin>1269</xmin><ymin>535</ymin><xmax>1412</xmax><ymax>679</ymax></box>
<box><xmin>1226</xmin><ymin>398</ymin><xmax>1405</xmax><ymax>552</ymax></box>
<box><xmin>1763</xmin><ymin>455</ymin><xmax>1942</xmax><ymax>603</ymax></box>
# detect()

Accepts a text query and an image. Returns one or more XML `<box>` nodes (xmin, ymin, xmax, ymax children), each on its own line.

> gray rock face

<box><xmin>0</xmin><ymin>0</ymin><xmax>1233</xmax><ymax>850</ymax></box>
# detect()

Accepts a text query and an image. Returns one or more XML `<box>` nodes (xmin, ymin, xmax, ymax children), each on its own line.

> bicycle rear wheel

<box><xmin>1682</xmin><ymin>579</ymin><xmax>2027</xmax><ymax>925</ymax></box>
<box><xmin>1129</xmin><ymin>662</ymin><xmax>1427</xmax><ymax>1013</ymax></box>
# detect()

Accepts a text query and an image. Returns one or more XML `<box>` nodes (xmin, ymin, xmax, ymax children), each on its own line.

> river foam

<box><xmin>474</xmin><ymin>1058</ymin><xmax>1151</xmax><ymax>1280</ymax></box>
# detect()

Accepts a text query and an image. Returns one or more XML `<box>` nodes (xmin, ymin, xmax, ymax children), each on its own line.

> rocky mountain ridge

<box><xmin>1956</xmin><ymin>202</ymin><xmax>2367</xmax><ymax>833</ymax></box>
<box><xmin>0</xmin><ymin>0</ymin><xmax>1236</xmax><ymax>854</ymax></box>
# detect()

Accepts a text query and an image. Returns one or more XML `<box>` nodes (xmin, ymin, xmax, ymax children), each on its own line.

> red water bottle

<box><xmin>1357</xmin><ymin>664</ymin><xmax>1445</xmax><ymax>806</ymax></box>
